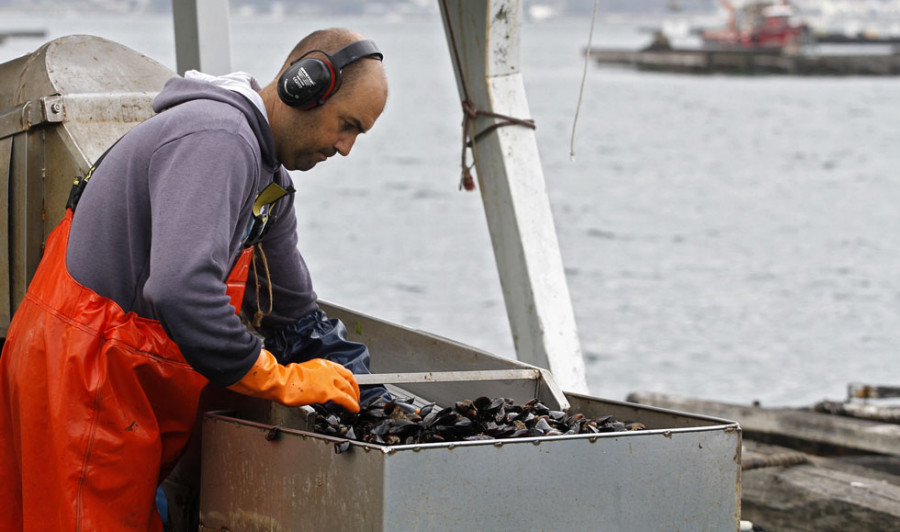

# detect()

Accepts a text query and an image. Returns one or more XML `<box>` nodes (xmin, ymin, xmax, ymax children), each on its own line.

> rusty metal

<box><xmin>0</xmin><ymin>35</ymin><xmax>173</xmax><ymax>336</ymax></box>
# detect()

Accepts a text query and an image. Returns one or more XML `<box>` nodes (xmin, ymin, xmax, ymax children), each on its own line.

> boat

<box><xmin>698</xmin><ymin>0</ymin><xmax>812</xmax><ymax>50</ymax></box>
<box><xmin>587</xmin><ymin>44</ymin><xmax>900</xmax><ymax>76</ymax></box>
<box><xmin>587</xmin><ymin>0</ymin><xmax>900</xmax><ymax>76</ymax></box>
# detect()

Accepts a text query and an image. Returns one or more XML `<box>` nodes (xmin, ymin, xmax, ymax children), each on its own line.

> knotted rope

<box><xmin>441</xmin><ymin>0</ymin><xmax>537</xmax><ymax>191</ymax></box>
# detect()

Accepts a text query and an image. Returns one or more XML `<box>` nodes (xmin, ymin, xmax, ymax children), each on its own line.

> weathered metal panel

<box><xmin>0</xmin><ymin>136</ymin><xmax>10</xmax><ymax>335</ymax></box>
<box><xmin>380</xmin><ymin>427</ymin><xmax>739</xmax><ymax>531</ymax></box>
<box><xmin>200</xmin><ymin>416</ymin><xmax>387</xmax><ymax>532</ymax></box>
<box><xmin>199</xmin><ymin>401</ymin><xmax>741</xmax><ymax>531</ymax></box>
<box><xmin>202</xmin><ymin>303</ymin><xmax>739</xmax><ymax>531</ymax></box>
<box><xmin>7</xmin><ymin>132</ymin><xmax>39</xmax><ymax>314</ymax></box>
<box><xmin>319</xmin><ymin>300</ymin><xmax>568</xmax><ymax>411</ymax></box>
<box><xmin>0</xmin><ymin>35</ymin><xmax>173</xmax><ymax>330</ymax></box>
<box><xmin>0</xmin><ymin>102</ymin><xmax>39</xmax><ymax>139</ymax></box>
<box><xmin>566</xmin><ymin>392</ymin><xmax>743</xmax><ymax>430</ymax></box>
<box><xmin>200</xmin><ymin>312</ymin><xmax>741</xmax><ymax>530</ymax></box>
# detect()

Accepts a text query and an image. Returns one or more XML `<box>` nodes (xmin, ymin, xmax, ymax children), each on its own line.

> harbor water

<box><xmin>2</xmin><ymin>10</ymin><xmax>898</xmax><ymax>407</ymax></box>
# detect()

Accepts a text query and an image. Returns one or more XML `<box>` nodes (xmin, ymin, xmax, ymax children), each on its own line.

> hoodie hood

<box><xmin>153</xmin><ymin>76</ymin><xmax>279</xmax><ymax>171</ymax></box>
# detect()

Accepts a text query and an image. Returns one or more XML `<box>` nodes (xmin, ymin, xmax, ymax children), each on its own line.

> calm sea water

<box><xmin>2</xmin><ymin>10</ymin><xmax>899</xmax><ymax>407</ymax></box>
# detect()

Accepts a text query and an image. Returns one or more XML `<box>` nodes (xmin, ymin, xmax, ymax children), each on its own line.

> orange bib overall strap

<box><xmin>0</xmin><ymin>210</ymin><xmax>252</xmax><ymax>532</ymax></box>
<box><xmin>226</xmin><ymin>246</ymin><xmax>254</xmax><ymax>309</ymax></box>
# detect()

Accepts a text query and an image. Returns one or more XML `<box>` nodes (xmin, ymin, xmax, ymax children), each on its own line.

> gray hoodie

<box><xmin>67</xmin><ymin>76</ymin><xmax>317</xmax><ymax>386</ymax></box>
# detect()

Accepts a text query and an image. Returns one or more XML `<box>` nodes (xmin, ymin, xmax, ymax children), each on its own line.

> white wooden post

<box><xmin>172</xmin><ymin>0</ymin><xmax>232</xmax><ymax>75</ymax></box>
<box><xmin>439</xmin><ymin>0</ymin><xmax>590</xmax><ymax>393</ymax></box>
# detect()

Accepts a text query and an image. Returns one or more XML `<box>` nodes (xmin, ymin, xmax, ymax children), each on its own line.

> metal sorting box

<box><xmin>0</xmin><ymin>35</ymin><xmax>172</xmax><ymax>337</ymax></box>
<box><xmin>200</xmin><ymin>302</ymin><xmax>742</xmax><ymax>531</ymax></box>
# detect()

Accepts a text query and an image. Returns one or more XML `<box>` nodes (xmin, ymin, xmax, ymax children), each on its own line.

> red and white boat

<box><xmin>700</xmin><ymin>1</ymin><xmax>811</xmax><ymax>48</ymax></box>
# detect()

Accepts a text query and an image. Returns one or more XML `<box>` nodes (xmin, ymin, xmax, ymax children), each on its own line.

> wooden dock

<box><xmin>588</xmin><ymin>47</ymin><xmax>900</xmax><ymax>76</ymax></box>
<box><xmin>627</xmin><ymin>392</ymin><xmax>900</xmax><ymax>532</ymax></box>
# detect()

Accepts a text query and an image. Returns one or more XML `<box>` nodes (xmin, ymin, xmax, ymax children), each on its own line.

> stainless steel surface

<box><xmin>0</xmin><ymin>35</ymin><xmax>173</xmax><ymax>336</ymax></box>
<box><xmin>172</xmin><ymin>217</ymin><xmax>746</xmax><ymax>531</ymax></box>
<box><xmin>353</xmin><ymin>368</ymin><xmax>541</xmax><ymax>386</ymax></box>
<box><xmin>200</xmin><ymin>395</ymin><xmax>741</xmax><ymax>531</ymax></box>
<box><xmin>319</xmin><ymin>300</ymin><xmax>569</xmax><ymax>412</ymax></box>
<box><xmin>202</xmin><ymin>303</ymin><xmax>740</xmax><ymax>531</ymax></box>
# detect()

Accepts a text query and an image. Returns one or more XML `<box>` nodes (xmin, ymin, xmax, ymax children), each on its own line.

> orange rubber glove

<box><xmin>227</xmin><ymin>349</ymin><xmax>361</xmax><ymax>413</ymax></box>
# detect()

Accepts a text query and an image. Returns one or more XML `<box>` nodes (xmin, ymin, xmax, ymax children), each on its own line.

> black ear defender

<box><xmin>277</xmin><ymin>39</ymin><xmax>383</xmax><ymax>110</ymax></box>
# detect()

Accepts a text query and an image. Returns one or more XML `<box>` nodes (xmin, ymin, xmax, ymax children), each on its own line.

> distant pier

<box><xmin>588</xmin><ymin>46</ymin><xmax>900</xmax><ymax>76</ymax></box>
<box><xmin>0</xmin><ymin>30</ymin><xmax>47</xmax><ymax>44</ymax></box>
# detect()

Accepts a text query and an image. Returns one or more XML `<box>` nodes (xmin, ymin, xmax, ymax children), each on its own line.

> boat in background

<box><xmin>588</xmin><ymin>0</ymin><xmax>900</xmax><ymax>75</ymax></box>
<box><xmin>699</xmin><ymin>0</ymin><xmax>811</xmax><ymax>49</ymax></box>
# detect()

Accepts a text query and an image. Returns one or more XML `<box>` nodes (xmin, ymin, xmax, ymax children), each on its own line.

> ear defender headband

<box><xmin>277</xmin><ymin>39</ymin><xmax>383</xmax><ymax>110</ymax></box>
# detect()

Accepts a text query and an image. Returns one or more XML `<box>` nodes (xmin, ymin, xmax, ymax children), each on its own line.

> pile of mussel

<box><xmin>313</xmin><ymin>396</ymin><xmax>645</xmax><ymax>446</ymax></box>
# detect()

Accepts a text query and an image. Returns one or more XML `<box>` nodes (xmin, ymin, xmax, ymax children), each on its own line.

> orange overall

<box><xmin>0</xmin><ymin>209</ymin><xmax>252</xmax><ymax>531</ymax></box>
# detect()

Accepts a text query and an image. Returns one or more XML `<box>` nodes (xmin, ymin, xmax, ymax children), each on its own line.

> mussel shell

<box><xmin>388</xmin><ymin>419</ymin><xmax>420</xmax><ymax>437</ymax></box>
<box><xmin>534</xmin><ymin>418</ymin><xmax>552</xmax><ymax>432</ymax></box>
<box><xmin>485</xmin><ymin>425</ymin><xmax>517</xmax><ymax>438</ymax></box>
<box><xmin>394</xmin><ymin>400</ymin><xmax>419</xmax><ymax>415</ymax></box>
<box><xmin>530</xmin><ymin>401</ymin><xmax>551</xmax><ymax>416</ymax></box>
<box><xmin>372</xmin><ymin>419</ymin><xmax>392</xmax><ymax>437</ymax></box>
<box><xmin>361</xmin><ymin>407</ymin><xmax>385</xmax><ymax>420</ymax></box>
<box><xmin>594</xmin><ymin>415</ymin><xmax>614</xmax><ymax>426</ymax></box>
<box><xmin>472</xmin><ymin>396</ymin><xmax>493</xmax><ymax>411</ymax></box>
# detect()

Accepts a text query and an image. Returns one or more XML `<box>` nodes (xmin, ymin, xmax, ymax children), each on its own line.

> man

<box><xmin>0</xmin><ymin>28</ymin><xmax>389</xmax><ymax>530</ymax></box>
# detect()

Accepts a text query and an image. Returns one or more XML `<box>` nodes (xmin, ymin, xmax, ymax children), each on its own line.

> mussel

<box><xmin>312</xmin><ymin>396</ymin><xmax>644</xmax><ymax>446</ymax></box>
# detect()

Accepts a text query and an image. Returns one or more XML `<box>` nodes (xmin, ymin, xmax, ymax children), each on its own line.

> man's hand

<box><xmin>227</xmin><ymin>349</ymin><xmax>360</xmax><ymax>412</ymax></box>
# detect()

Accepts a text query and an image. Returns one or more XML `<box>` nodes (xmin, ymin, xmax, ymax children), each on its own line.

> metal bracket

<box><xmin>0</xmin><ymin>96</ymin><xmax>65</xmax><ymax>139</ymax></box>
<box><xmin>41</xmin><ymin>95</ymin><xmax>64</xmax><ymax>123</ymax></box>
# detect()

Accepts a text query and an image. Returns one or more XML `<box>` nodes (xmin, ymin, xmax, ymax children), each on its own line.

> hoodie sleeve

<box><xmin>142</xmin><ymin>129</ymin><xmax>262</xmax><ymax>386</ymax></box>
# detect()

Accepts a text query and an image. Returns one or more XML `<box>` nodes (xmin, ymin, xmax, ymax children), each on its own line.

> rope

<box><xmin>742</xmin><ymin>452</ymin><xmax>810</xmax><ymax>471</ymax></box>
<box><xmin>464</xmin><ymin>99</ymin><xmax>536</xmax><ymax>144</ymax></box>
<box><xmin>440</xmin><ymin>0</ymin><xmax>537</xmax><ymax>192</ymax></box>
<box><xmin>570</xmin><ymin>0</ymin><xmax>599</xmax><ymax>161</ymax></box>
<box><xmin>250</xmin><ymin>243</ymin><xmax>274</xmax><ymax>329</ymax></box>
